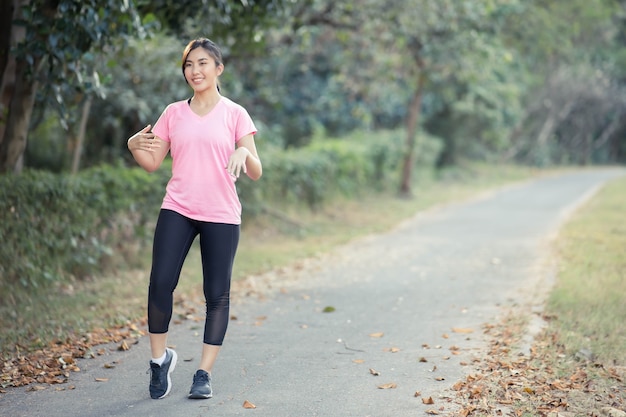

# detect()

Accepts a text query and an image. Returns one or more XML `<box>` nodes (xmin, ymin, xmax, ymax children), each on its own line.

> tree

<box><xmin>354</xmin><ymin>0</ymin><xmax>523</xmax><ymax>196</ymax></box>
<box><xmin>500</xmin><ymin>0</ymin><xmax>626</xmax><ymax>165</ymax></box>
<box><xmin>0</xmin><ymin>0</ymin><xmax>286</xmax><ymax>174</ymax></box>
<box><xmin>0</xmin><ymin>0</ymin><xmax>143</xmax><ymax>173</ymax></box>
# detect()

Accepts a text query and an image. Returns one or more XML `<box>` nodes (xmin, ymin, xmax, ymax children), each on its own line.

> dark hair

<box><xmin>181</xmin><ymin>38</ymin><xmax>223</xmax><ymax>89</ymax></box>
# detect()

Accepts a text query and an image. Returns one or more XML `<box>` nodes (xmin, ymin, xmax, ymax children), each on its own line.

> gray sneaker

<box><xmin>148</xmin><ymin>348</ymin><xmax>177</xmax><ymax>399</ymax></box>
<box><xmin>188</xmin><ymin>369</ymin><xmax>212</xmax><ymax>399</ymax></box>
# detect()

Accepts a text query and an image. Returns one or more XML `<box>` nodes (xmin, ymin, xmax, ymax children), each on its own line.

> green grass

<box><xmin>547</xmin><ymin>175</ymin><xmax>626</xmax><ymax>365</ymax></box>
<box><xmin>0</xmin><ymin>163</ymin><xmax>551</xmax><ymax>355</ymax></box>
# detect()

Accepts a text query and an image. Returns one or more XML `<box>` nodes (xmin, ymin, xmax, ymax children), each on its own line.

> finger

<box><xmin>141</xmin><ymin>124</ymin><xmax>152</xmax><ymax>133</ymax></box>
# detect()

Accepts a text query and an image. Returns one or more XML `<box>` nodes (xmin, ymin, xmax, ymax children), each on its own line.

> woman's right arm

<box><xmin>127</xmin><ymin>124</ymin><xmax>170</xmax><ymax>173</ymax></box>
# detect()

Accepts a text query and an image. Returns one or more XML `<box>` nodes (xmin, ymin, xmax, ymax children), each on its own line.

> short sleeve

<box><xmin>234</xmin><ymin>105</ymin><xmax>257</xmax><ymax>142</ymax></box>
<box><xmin>152</xmin><ymin>105</ymin><xmax>172</xmax><ymax>143</ymax></box>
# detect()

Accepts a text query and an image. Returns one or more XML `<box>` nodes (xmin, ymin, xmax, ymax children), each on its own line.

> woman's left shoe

<box><xmin>188</xmin><ymin>369</ymin><xmax>213</xmax><ymax>399</ymax></box>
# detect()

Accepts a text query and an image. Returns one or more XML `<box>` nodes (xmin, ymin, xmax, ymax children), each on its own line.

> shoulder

<box><xmin>163</xmin><ymin>99</ymin><xmax>189</xmax><ymax>113</ymax></box>
<box><xmin>157</xmin><ymin>100</ymin><xmax>190</xmax><ymax>122</ymax></box>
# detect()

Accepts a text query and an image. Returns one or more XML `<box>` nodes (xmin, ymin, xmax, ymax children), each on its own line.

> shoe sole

<box><xmin>188</xmin><ymin>392</ymin><xmax>212</xmax><ymax>399</ymax></box>
<box><xmin>157</xmin><ymin>349</ymin><xmax>177</xmax><ymax>399</ymax></box>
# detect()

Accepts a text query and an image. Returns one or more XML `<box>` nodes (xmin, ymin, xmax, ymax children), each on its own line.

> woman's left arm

<box><xmin>227</xmin><ymin>134</ymin><xmax>262</xmax><ymax>181</ymax></box>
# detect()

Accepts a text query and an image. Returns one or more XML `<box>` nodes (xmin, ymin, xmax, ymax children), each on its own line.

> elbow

<box><xmin>143</xmin><ymin>162</ymin><xmax>160</xmax><ymax>173</ymax></box>
<box><xmin>248</xmin><ymin>166</ymin><xmax>262</xmax><ymax>181</ymax></box>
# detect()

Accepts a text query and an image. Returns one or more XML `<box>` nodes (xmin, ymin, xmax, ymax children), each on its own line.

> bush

<box><xmin>0</xmin><ymin>163</ymin><xmax>168</xmax><ymax>288</ymax></box>
<box><xmin>238</xmin><ymin>129</ymin><xmax>442</xmax><ymax>212</ymax></box>
<box><xmin>1</xmin><ymin>129</ymin><xmax>443</xmax><ymax>289</ymax></box>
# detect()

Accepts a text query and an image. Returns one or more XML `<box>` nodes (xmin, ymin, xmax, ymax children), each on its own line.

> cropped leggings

<box><xmin>147</xmin><ymin>209</ymin><xmax>239</xmax><ymax>346</ymax></box>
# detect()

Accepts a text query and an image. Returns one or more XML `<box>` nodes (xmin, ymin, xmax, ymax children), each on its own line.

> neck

<box><xmin>191</xmin><ymin>89</ymin><xmax>221</xmax><ymax>106</ymax></box>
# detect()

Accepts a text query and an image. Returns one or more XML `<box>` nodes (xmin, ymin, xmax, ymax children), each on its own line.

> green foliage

<box><xmin>238</xmin><ymin>129</ymin><xmax>443</xmax><ymax>212</ymax></box>
<box><xmin>135</xmin><ymin>0</ymin><xmax>285</xmax><ymax>51</ymax></box>
<box><xmin>14</xmin><ymin>0</ymin><xmax>145</xmax><ymax>128</ymax></box>
<box><xmin>2</xmin><ymin>130</ymin><xmax>441</xmax><ymax>289</ymax></box>
<box><xmin>0</xmin><ymin>164</ymin><xmax>168</xmax><ymax>289</ymax></box>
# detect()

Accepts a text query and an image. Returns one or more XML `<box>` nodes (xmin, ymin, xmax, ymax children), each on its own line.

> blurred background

<box><xmin>2</xmin><ymin>0</ymin><xmax>625</xmax><ymax>175</ymax></box>
<box><xmin>1</xmin><ymin>0</ymin><xmax>625</xmax><ymax>290</ymax></box>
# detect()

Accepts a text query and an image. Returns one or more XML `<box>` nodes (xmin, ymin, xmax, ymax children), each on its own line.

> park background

<box><xmin>1</xmin><ymin>1</ymin><xmax>625</xmax><ymax>415</ymax></box>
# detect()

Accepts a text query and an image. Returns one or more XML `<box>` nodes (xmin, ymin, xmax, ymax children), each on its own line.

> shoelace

<box><xmin>194</xmin><ymin>372</ymin><xmax>209</xmax><ymax>384</ymax></box>
<box><xmin>147</xmin><ymin>364</ymin><xmax>161</xmax><ymax>382</ymax></box>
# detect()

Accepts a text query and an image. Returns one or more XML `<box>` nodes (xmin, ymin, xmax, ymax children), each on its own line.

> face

<box><xmin>183</xmin><ymin>47</ymin><xmax>223</xmax><ymax>92</ymax></box>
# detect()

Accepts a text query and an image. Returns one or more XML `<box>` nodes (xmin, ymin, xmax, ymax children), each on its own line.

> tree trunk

<box><xmin>534</xmin><ymin>98</ymin><xmax>575</xmax><ymax>165</ymax></box>
<box><xmin>0</xmin><ymin>1</ymin><xmax>15</xmax><ymax>90</ymax></box>
<box><xmin>399</xmin><ymin>71</ymin><xmax>426</xmax><ymax>198</ymax></box>
<box><xmin>0</xmin><ymin>57</ymin><xmax>39</xmax><ymax>173</ymax></box>
<box><xmin>71</xmin><ymin>96</ymin><xmax>92</xmax><ymax>174</ymax></box>
<box><xmin>1</xmin><ymin>0</ymin><xmax>23</xmax><ymax>147</ymax></box>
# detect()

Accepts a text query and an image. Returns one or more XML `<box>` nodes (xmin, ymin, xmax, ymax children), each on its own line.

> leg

<box><xmin>147</xmin><ymin>209</ymin><xmax>197</xmax><ymax>358</ymax></box>
<box><xmin>199</xmin><ymin>344</ymin><xmax>221</xmax><ymax>373</ymax></box>
<box><xmin>197</xmin><ymin>222</ymin><xmax>240</xmax><ymax>372</ymax></box>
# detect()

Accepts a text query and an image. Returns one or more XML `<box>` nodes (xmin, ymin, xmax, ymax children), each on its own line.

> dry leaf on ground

<box><xmin>243</xmin><ymin>400</ymin><xmax>256</xmax><ymax>409</ymax></box>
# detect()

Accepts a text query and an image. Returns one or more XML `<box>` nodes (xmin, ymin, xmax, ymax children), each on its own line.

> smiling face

<box><xmin>183</xmin><ymin>46</ymin><xmax>224</xmax><ymax>93</ymax></box>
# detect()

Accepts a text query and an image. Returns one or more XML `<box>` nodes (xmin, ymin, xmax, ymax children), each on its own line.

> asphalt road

<box><xmin>1</xmin><ymin>168</ymin><xmax>624</xmax><ymax>417</ymax></box>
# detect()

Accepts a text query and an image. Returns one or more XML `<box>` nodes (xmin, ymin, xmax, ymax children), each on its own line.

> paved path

<box><xmin>1</xmin><ymin>169</ymin><xmax>624</xmax><ymax>417</ymax></box>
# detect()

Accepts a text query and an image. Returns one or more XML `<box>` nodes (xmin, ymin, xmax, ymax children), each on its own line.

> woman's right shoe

<box><xmin>148</xmin><ymin>348</ymin><xmax>177</xmax><ymax>399</ymax></box>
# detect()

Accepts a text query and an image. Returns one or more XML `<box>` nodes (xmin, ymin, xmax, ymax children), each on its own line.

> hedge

<box><xmin>0</xmin><ymin>129</ymin><xmax>442</xmax><ymax>289</ymax></box>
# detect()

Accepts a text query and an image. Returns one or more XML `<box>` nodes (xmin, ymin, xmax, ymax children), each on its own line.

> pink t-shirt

<box><xmin>152</xmin><ymin>97</ymin><xmax>257</xmax><ymax>224</ymax></box>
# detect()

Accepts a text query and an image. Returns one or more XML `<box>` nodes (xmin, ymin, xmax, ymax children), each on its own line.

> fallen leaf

<box><xmin>435</xmin><ymin>377</ymin><xmax>445</xmax><ymax>381</ymax></box>
<box><xmin>118</xmin><ymin>340</ymin><xmax>129</xmax><ymax>351</ymax></box>
<box><xmin>369</xmin><ymin>332</ymin><xmax>384</xmax><ymax>338</ymax></box>
<box><xmin>377</xmin><ymin>382</ymin><xmax>397</xmax><ymax>389</ymax></box>
<box><xmin>103</xmin><ymin>363</ymin><xmax>116</xmax><ymax>369</ymax></box>
<box><xmin>369</xmin><ymin>368</ymin><xmax>380</xmax><ymax>376</ymax></box>
<box><xmin>452</xmin><ymin>327</ymin><xmax>474</xmax><ymax>334</ymax></box>
<box><xmin>423</xmin><ymin>396</ymin><xmax>435</xmax><ymax>404</ymax></box>
<box><xmin>94</xmin><ymin>378</ymin><xmax>109</xmax><ymax>382</ymax></box>
<box><xmin>352</xmin><ymin>359</ymin><xmax>365</xmax><ymax>364</ymax></box>
<box><xmin>243</xmin><ymin>400</ymin><xmax>256</xmax><ymax>409</ymax></box>
<box><xmin>322</xmin><ymin>306</ymin><xmax>335</xmax><ymax>313</ymax></box>
<box><xmin>425</xmin><ymin>409</ymin><xmax>440</xmax><ymax>415</ymax></box>
<box><xmin>414</xmin><ymin>391</ymin><xmax>421</xmax><ymax>397</ymax></box>
<box><xmin>419</xmin><ymin>357</ymin><xmax>428</xmax><ymax>362</ymax></box>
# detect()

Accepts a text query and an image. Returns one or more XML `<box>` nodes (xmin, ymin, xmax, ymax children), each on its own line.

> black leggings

<box><xmin>147</xmin><ymin>209</ymin><xmax>240</xmax><ymax>346</ymax></box>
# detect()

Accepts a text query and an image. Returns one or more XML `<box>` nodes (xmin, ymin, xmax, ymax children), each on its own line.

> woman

<box><xmin>127</xmin><ymin>37</ymin><xmax>262</xmax><ymax>400</ymax></box>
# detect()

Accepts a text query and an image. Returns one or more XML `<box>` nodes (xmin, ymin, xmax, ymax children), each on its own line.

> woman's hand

<box><xmin>127</xmin><ymin>125</ymin><xmax>160</xmax><ymax>153</ymax></box>
<box><xmin>227</xmin><ymin>147</ymin><xmax>251</xmax><ymax>179</ymax></box>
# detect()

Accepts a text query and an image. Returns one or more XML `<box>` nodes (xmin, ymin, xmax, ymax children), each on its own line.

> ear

<box><xmin>216</xmin><ymin>63</ymin><xmax>224</xmax><ymax>76</ymax></box>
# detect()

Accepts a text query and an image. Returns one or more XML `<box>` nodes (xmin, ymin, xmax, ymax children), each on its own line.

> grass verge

<box><xmin>451</xmin><ymin>174</ymin><xmax>626</xmax><ymax>416</ymax></box>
